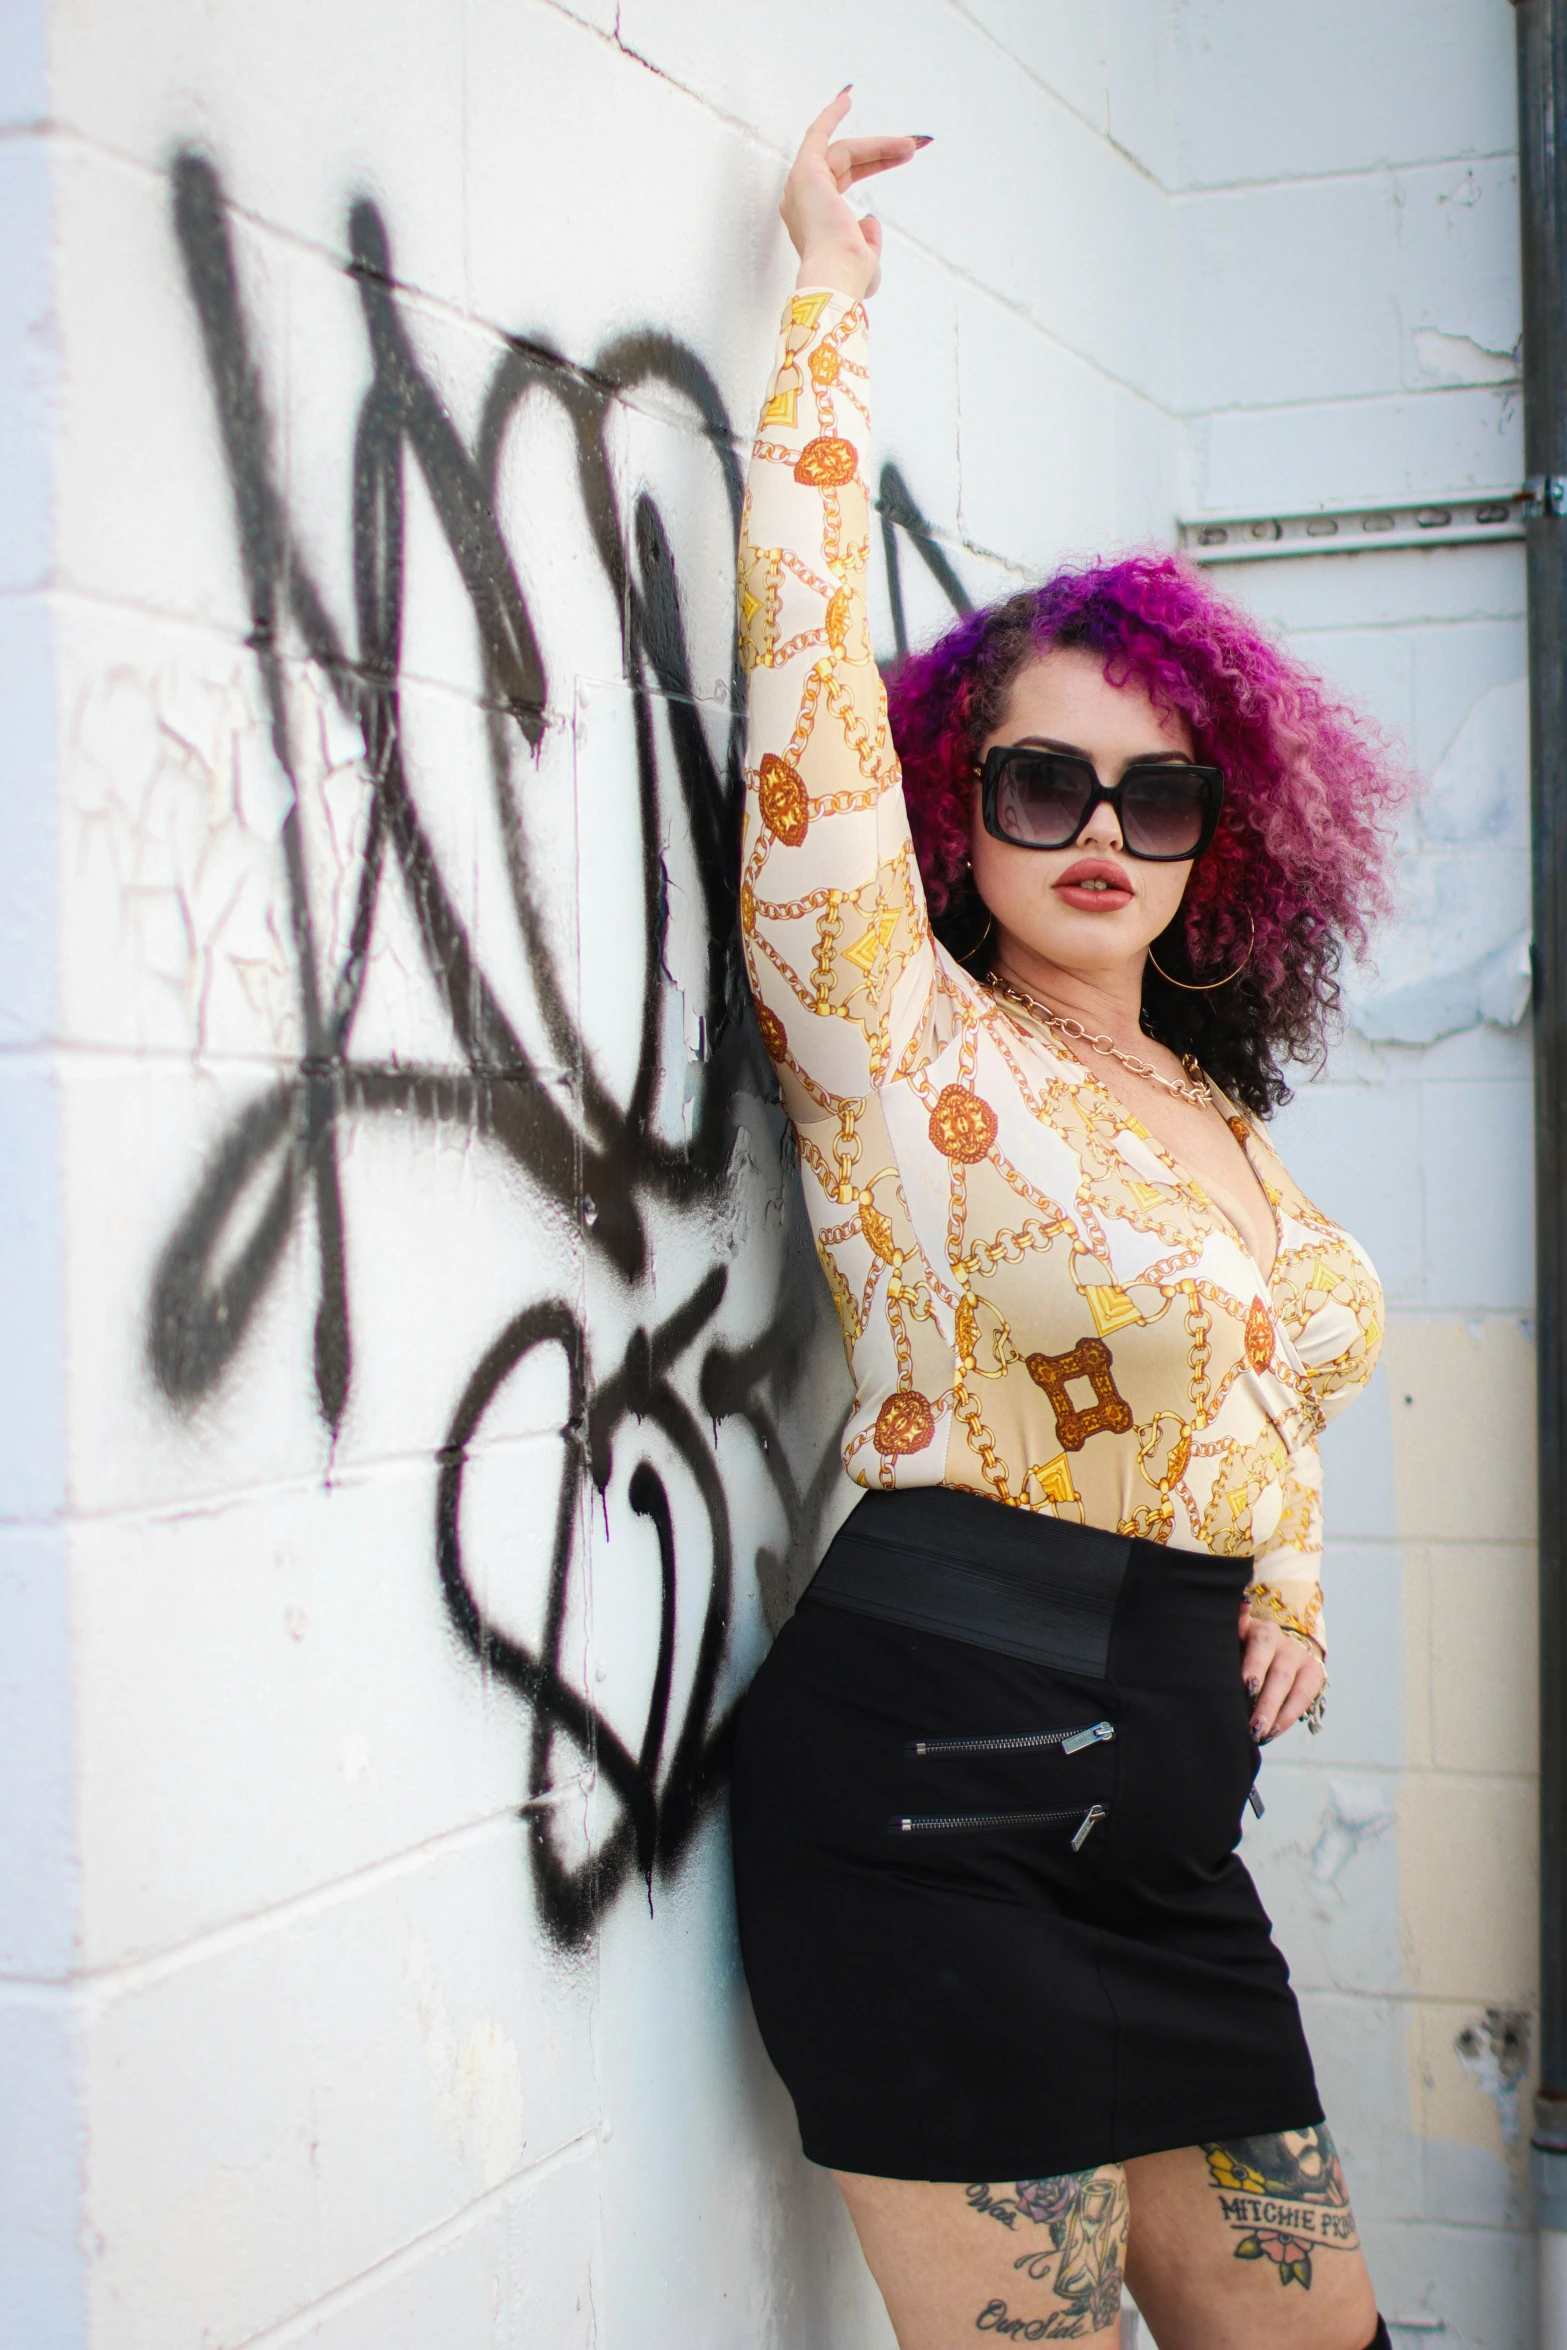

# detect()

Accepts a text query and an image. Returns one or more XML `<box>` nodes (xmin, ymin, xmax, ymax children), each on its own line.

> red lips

<box><xmin>1052</xmin><ymin>857</ymin><xmax>1135</xmax><ymax>913</ymax></box>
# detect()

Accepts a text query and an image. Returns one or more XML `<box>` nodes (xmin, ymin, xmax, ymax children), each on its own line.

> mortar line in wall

<box><xmin>1373</xmin><ymin>1993</ymin><xmax>1543</xmax><ymax>2008</ymax></box>
<box><xmin>8</xmin><ymin>577</ymin><xmax>1533</xmax><ymax>659</ymax></box>
<box><xmin>0</xmin><ymin>1026</ymin><xmax>1541</xmax><ymax>1077</ymax></box>
<box><xmin>30</xmin><ymin>123</ymin><xmax>754</xmax><ymax>402</ymax></box>
<box><xmin>15</xmin><ymin>1491</ymin><xmax>1542</xmax><ymax>1543</ymax></box>
<box><xmin>33</xmin><ymin>1796</ymin><xmax>590</xmax><ymax>1999</ymax></box>
<box><xmin>0</xmin><ymin>1036</ymin><xmax>582</xmax><ymax>1085</ymax></box>
<box><xmin>1170</xmin><ymin>149</ymin><xmax>1520</xmax><ymax>203</ymax></box>
<box><xmin>940</xmin><ymin>0</ymin><xmax>1166</xmax><ymax>193</ymax></box>
<box><xmin>28</xmin><ymin>577</ymin><xmax>734</xmax><ymax>723</ymax></box>
<box><xmin>1320</xmin><ymin>1537</ymin><xmax>1538</xmax><ymax>1549</ymax></box>
<box><xmin>0</xmin><ymin>1975</ymin><xmax>74</xmax><ymax>2009</ymax></box>
<box><xmin>1277</xmin><ymin>609</ymin><xmax>1529</xmax><ymax>637</ymax></box>
<box><xmin>32</xmin><ymin>492</ymin><xmax>1029</xmax><ymax>656</ymax></box>
<box><xmin>1350</xmin><ymin>1307</ymin><xmax>1536</xmax><ymax>1321</ymax></box>
<box><xmin>38</xmin><ymin>1430</ymin><xmax>590</xmax><ymax>1531</ymax></box>
<box><xmin>1262</xmin><ymin>1759</ymin><xmax>1540</xmax><ymax>1782</ymax></box>
<box><xmin>602</xmin><ymin>0</ymin><xmax>1167</xmax><ymax>211</ymax></box>
<box><xmin>44</xmin><ymin>116</ymin><xmax>1193</xmax><ymax>431</ymax></box>
<box><xmin>227</xmin><ymin>2129</ymin><xmax>604</xmax><ymax>2350</ymax></box>
<box><xmin>939</xmin><ymin>2</ymin><xmax>1517</xmax><ymax>204</ymax></box>
<box><xmin>37</xmin><ymin>120</ymin><xmax>1524</xmax><ymax>444</ymax></box>
<box><xmin>40</xmin><ymin>131</ymin><xmax>1530</xmax><ymax>516</ymax></box>
<box><xmin>881</xmin><ymin>223</ymin><xmax>1183</xmax><ymax>417</ymax></box>
<box><xmin>0</xmin><ymin>1024</ymin><xmax>577</xmax><ymax>1080</ymax></box>
<box><xmin>1186</xmin><ymin>377</ymin><xmax>1522</xmax><ymax>424</ymax></box>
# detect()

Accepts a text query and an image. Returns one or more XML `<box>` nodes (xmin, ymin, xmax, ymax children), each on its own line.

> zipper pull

<box><xmin>1246</xmin><ymin>1782</ymin><xmax>1265</xmax><ymax>1818</ymax></box>
<box><xmin>1071</xmin><ymin>1805</ymin><xmax>1106</xmax><ymax>1852</ymax></box>
<box><xmin>1061</xmin><ymin>1720</ymin><xmax>1115</xmax><ymax>1755</ymax></box>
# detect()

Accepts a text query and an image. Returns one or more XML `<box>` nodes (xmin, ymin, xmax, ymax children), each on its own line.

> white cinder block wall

<box><xmin>1177</xmin><ymin>9</ymin><xmax>1535</xmax><ymax>2340</ymax></box>
<box><xmin>0</xmin><ymin>3</ymin><xmax>1533</xmax><ymax>2345</ymax></box>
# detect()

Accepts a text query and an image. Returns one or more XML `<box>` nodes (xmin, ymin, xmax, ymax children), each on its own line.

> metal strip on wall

<box><xmin>1515</xmin><ymin>0</ymin><xmax>1567</xmax><ymax>2277</ymax></box>
<box><xmin>1178</xmin><ymin>489</ymin><xmax>1531</xmax><ymax>563</ymax></box>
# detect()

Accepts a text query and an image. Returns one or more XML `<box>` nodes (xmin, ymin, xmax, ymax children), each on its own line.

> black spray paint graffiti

<box><xmin>150</xmin><ymin>154</ymin><xmax>967</xmax><ymax>1945</ymax></box>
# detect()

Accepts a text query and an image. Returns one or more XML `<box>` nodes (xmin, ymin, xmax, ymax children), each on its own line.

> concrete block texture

<box><xmin>1398</xmin><ymin>1769</ymin><xmax>1537</xmax><ymax>2005</ymax></box>
<box><xmin>0</xmin><ymin>134</ymin><xmax>55</xmax><ymax>597</ymax></box>
<box><xmin>5</xmin><ymin>1</ymin><xmax>1541</xmax><ymax>2345</ymax></box>
<box><xmin>79</xmin><ymin>1832</ymin><xmax>599</xmax><ymax>2350</ymax></box>
<box><xmin>0</xmin><ymin>593</ymin><xmax>59</xmax><ymax>1053</ymax></box>
<box><xmin>0</xmin><ymin>1056</ymin><xmax>66</xmax><ymax>1527</ymax></box>
<box><xmin>1380</xmin><ymin>1315</ymin><xmax>1537</xmax><ymax>1545</ymax></box>
<box><xmin>232</xmin><ymin>2141</ymin><xmax>605</xmax><ymax>2350</ymax></box>
<box><xmin>1360</xmin><ymin>2218</ymin><xmax>1534</xmax><ymax>2350</ymax></box>
<box><xmin>0</xmin><ymin>1529</ymin><xmax>76</xmax><ymax>1980</ymax></box>
<box><xmin>1181</xmin><ymin>155</ymin><xmax>1520</xmax><ymax>417</ymax></box>
<box><xmin>1170</xmin><ymin>0</ymin><xmax>1518</xmax><ymax>189</ymax></box>
<box><xmin>50</xmin><ymin>0</ymin><xmax>469</xmax><ymax>308</ymax></box>
<box><xmin>1297</xmin><ymin>1992</ymin><xmax>1424</xmax><ymax>2221</ymax></box>
<box><xmin>0</xmin><ymin>1990</ymin><xmax>85</xmax><ymax>2350</ymax></box>
<box><xmin>1180</xmin><ymin>172</ymin><xmax>1405</xmax><ymax>414</ymax></box>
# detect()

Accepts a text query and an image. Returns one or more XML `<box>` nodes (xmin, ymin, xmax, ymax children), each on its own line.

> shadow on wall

<box><xmin>144</xmin><ymin>155</ymin><xmax>965</xmax><ymax>1949</ymax></box>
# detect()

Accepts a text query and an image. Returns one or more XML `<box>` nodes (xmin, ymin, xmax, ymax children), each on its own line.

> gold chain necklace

<box><xmin>987</xmin><ymin>974</ymin><xmax>1213</xmax><ymax>1109</ymax></box>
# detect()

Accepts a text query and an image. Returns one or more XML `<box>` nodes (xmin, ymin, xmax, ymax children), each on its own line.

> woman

<box><xmin>730</xmin><ymin>95</ymin><xmax>1404</xmax><ymax>2350</ymax></box>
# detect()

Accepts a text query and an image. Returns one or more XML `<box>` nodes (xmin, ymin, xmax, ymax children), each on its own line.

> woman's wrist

<box><xmin>795</xmin><ymin>248</ymin><xmax>874</xmax><ymax>301</ymax></box>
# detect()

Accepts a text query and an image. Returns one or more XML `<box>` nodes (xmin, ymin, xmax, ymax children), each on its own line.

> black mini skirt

<box><xmin>729</xmin><ymin>1486</ymin><xmax>1321</xmax><ymax>2181</ymax></box>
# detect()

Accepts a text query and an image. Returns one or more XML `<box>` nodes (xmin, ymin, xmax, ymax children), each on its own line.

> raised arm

<box><xmin>738</xmin><ymin>99</ymin><xmax>940</xmax><ymax>1124</ymax></box>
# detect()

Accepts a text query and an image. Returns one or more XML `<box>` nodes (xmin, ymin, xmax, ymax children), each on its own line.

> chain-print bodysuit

<box><xmin>737</xmin><ymin>289</ymin><xmax>1383</xmax><ymax>1653</ymax></box>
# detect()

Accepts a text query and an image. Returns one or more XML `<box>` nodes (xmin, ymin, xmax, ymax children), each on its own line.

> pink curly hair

<box><xmin>885</xmin><ymin>551</ymin><xmax>1412</xmax><ymax>1114</ymax></box>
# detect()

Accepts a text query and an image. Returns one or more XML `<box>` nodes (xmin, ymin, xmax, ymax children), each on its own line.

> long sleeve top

<box><xmin>737</xmin><ymin>289</ymin><xmax>1384</xmax><ymax>1654</ymax></box>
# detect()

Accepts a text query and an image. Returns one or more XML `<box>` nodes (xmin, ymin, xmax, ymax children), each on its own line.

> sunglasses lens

<box><xmin>1119</xmin><ymin>768</ymin><xmax>1210</xmax><ymax>858</ymax></box>
<box><xmin>991</xmin><ymin>753</ymin><xmax>1094</xmax><ymax>847</ymax></box>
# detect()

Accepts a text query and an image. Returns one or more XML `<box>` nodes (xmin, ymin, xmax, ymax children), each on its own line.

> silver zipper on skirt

<box><xmin>889</xmin><ymin>1803</ymin><xmax>1108</xmax><ymax>1849</ymax></box>
<box><xmin>905</xmin><ymin>1719</ymin><xmax>1115</xmax><ymax>1760</ymax></box>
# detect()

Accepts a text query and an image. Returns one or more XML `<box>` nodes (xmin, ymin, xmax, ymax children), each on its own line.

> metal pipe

<box><xmin>1516</xmin><ymin>0</ymin><xmax>1567</xmax><ymax>2306</ymax></box>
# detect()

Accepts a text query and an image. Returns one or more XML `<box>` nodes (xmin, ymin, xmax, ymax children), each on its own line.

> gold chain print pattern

<box><xmin>738</xmin><ymin>291</ymin><xmax>1383</xmax><ymax>1654</ymax></box>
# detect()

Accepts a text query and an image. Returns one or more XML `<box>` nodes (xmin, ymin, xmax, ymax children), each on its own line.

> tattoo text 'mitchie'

<box><xmin>1202</xmin><ymin>2127</ymin><xmax>1359</xmax><ymax>2290</ymax></box>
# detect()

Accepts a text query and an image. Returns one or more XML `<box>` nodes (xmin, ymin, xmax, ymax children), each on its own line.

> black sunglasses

<box><xmin>979</xmin><ymin>744</ymin><xmax>1225</xmax><ymax>863</ymax></box>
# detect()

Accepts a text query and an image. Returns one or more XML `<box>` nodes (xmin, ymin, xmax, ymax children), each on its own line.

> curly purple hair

<box><xmin>885</xmin><ymin>551</ymin><xmax>1411</xmax><ymax>1114</ymax></box>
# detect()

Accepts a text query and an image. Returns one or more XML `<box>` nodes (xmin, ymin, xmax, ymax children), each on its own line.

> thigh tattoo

<box><xmin>1200</xmin><ymin>2126</ymin><xmax>1360</xmax><ymax>2289</ymax></box>
<box><xmin>964</xmin><ymin>2167</ymin><xmax>1129</xmax><ymax>2338</ymax></box>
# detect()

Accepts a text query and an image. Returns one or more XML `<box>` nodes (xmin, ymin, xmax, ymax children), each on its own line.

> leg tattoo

<box><xmin>1200</xmin><ymin>2126</ymin><xmax>1359</xmax><ymax>2289</ymax></box>
<box><xmin>965</xmin><ymin>2167</ymin><xmax>1128</xmax><ymax>2337</ymax></box>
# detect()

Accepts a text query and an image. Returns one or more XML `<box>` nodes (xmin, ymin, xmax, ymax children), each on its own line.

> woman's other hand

<box><xmin>1239</xmin><ymin>1603</ymin><xmax>1326</xmax><ymax>1742</ymax></box>
<box><xmin>780</xmin><ymin>90</ymin><xmax>930</xmax><ymax>301</ymax></box>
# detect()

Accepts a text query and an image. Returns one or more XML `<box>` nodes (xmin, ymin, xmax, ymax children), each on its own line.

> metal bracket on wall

<box><xmin>1525</xmin><ymin>473</ymin><xmax>1567</xmax><ymax>517</ymax></box>
<box><xmin>1178</xmin><ymin>487</ymin><xmax>1531</xmax><ymax>563</ymax></box>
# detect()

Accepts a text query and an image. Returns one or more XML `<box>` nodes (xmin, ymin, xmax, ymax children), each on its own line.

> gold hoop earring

<box><xmin>1147</xmin><ymin>907</ymin><xmax>1255</xmax><ymax>992</ymax></box>
<box><xmin>964</xmin><ymin>909</ymin><xmax>995</xmax><ymax>970</ymax></box>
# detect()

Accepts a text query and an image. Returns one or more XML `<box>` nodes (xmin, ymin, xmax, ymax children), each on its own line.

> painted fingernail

<box><xmin>1245</xmin><ymin>1678</ymin><xmax>1261</xmax><ymax>1698</ymax></box>
<box><xmin>913</xmin><ymin>135</ymin><xmax>935</xmax><ymax>147</ymax></box>
<box><xmin>1250</xmin><ymin>1718</ymin><xmax>1264</xmax><ymax>1739</ymax></box>
<box><xmin>839</xmin><ymin>82</ymin><xmax>853</xmax><ymax>93</ymax></box>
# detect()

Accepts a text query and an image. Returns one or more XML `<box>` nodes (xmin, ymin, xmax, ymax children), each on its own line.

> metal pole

<box><xmin>1517</xmin><ymin>2</ymin><xmax>1567</xmax><ymax>2328</ymax></box>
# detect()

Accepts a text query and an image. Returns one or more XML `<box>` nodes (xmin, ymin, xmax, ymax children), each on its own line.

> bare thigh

<box><xmin>833</xmin><ymin>2122</ymin><xmax>1376</xmax><ymax>2350</ymax></box>
<box><xmin>1123</xmin><ymin>2125</ymin><xmax>1376</xmax><ymax>2350</ymax></box>
<box><xmin>834</xmin><ymin>2166</ymin><xmax>1127</xmax><ymax>2347</ymax></box>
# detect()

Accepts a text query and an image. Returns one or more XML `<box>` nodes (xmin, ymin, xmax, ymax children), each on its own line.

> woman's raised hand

<box><xmin>780</xmin><ymin>90</ymin><xmax>930</xmax><ymax>302</ymax></box>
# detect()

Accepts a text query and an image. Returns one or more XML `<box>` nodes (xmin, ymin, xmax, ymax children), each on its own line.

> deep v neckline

<box><xmin>1109</xmin><ymin>1077</ymin><xmax>1282</xmax><ymax>1286</ymax></box>
<box><xmin>984</xmin><ymin>992</ymin><xmax>1284</xmax><ymax>1284</ymax></box>
<box><xmin>1037</xmin><ymin>1029</ymin><xmax>1283</xmax><ymax>1286</ymax></box>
